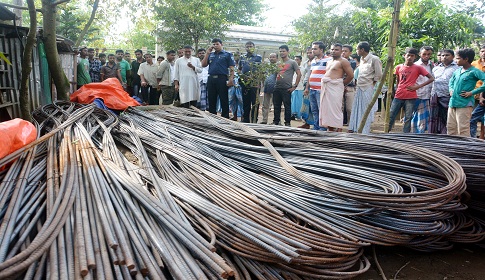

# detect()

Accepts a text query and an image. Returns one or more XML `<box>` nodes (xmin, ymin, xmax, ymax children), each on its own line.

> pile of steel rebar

<box><xmin>0</xmin><ymin>102</ymin><xmax>483</xmax><ymax>279</ymax></box>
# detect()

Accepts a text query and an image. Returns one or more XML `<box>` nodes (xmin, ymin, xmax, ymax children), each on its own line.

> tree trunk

<box><xmin>42</xmin><ymin>0</ymin><xmax>71</xmax><ymax>101</ymax></box>
<box><xmin>74</xmin><ymin>0</ymin><xmax>100</xmax><ymax>47</ymax></box>
<box><xmin>19</xmin><ymin>0</ymin><xmax>37</xmax><ymax>120</ymax></box>
<box><xmin>194</xmin><ymin>36</ymin><xmax>199</xmax><ymax>53</ymax></box>
<box><xmin>357</xmin><ymin>0</ymin><xmax>401</xmax><ymax>133</ymax></box>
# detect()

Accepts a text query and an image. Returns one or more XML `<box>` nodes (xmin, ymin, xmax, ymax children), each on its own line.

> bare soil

<box><xmin>354</xmin><ymin>244</ymin><xmax>485</xmax><ymax>280</ymax></box>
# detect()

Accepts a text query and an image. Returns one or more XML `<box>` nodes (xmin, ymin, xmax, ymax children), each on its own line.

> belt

<box><xmin>209</xmin><ymin>74</ymin><xmax>227</xmax><ymax>78</ymax></box>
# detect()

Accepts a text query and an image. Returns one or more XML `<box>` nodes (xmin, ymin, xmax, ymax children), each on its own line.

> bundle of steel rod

<box><xmin>1</xmin><ymin>102</ymin><xmax>484</xmax><ymax>279</ymax></box>
<box><xmin>0</xmin><ymin>102</ymin><xmax>234</xmax><ymax>279</ymax></box>
<box><xmin>117</xmin><ymin>107</ymin><xmax>482</xmax><ymax>253</ymax></box>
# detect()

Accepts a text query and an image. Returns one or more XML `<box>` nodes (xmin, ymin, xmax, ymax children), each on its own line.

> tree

<box><xmin>74</xmin><ymin>0</ymin><xmax>100</xmax><ymax>47</ymax></box>
<box><xmin>57</xmin><ymin>1</ymin><xmax>103</xmax><ymax>46</ymax></box>
<box><xmin>20</xmin><ymin>0</ymin><xmax>37</xmax><ymax>119</ymax></box>
<box><xmin>291</xmin><ymin>1</ymin><xmax>349</xmax><ymax>50</ymax></box>
<box><xmin>42</xmin><ymin>0</ymin><xmax>71</xmax><ymax>101</ymax></box>
<box><xmin>155</xmin><ymin>0</ymin><xmax>264</xmax><ymax>51</ymax></box>
<box><xmin>120</xmin><ymin>19</ymin><xmax>157</xmax><ymax>51</ymax></box>
<box><xmin>292</xmin><ymin>0</ymin><xmax>485</xmax><ymax>64</ymax></box>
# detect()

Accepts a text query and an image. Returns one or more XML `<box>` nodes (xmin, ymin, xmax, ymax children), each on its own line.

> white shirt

<box><xmin>415</xmin><ymin>59</ymin><xmax>433</xmax><ymax>99</ymax></box>
<box><xmin>357</xmin><ymin>53</ymin><xmax>383</xmax><ymax>89</ymax></box>
<box><xmin>137</xmin><ymin>62</ymin><xmax>159</xmax><ymax>86</ymax></box>
<box><xmin>170</xmin><ymin>63</ymin><xmax>175</xmax><ymax>85</ymax></box>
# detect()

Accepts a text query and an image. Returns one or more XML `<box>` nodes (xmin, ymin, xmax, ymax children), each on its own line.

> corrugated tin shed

<box><xmin>0</xmin><ymin>3</ymin><xmax>17</xmax><ymax>21</ymax></box>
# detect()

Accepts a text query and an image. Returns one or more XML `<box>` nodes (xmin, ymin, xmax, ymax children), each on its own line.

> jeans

<box><xmin>273</xmin><ymin>88</ymin><xmax>292</xmax><ymax>125</ymax></box>
<box><xmin>309</xmin><ymin>89</ymin><xmax>326</xmax><ymax>131</ymax></box>
<box><xmin>133</xmin><ymin>84</ymin><xmax>141</xmax><ymax>99</ymax></box>
<box><xmin>388</xmin><ymin>98</ymin><xmax>417</xmax><ymax>133</ymax></box>
<box><xmin>470</xmin><ymin>104</ymin><xmax>485</xmax><ymax>138</ymax></box>
<box><xmin>207</xmin><ymin>76</ymin><xmax>229</xmax><ymax>118</ymax></box>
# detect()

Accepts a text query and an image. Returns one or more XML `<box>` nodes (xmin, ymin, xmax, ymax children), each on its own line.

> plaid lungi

<box><xmin>229</xmin><ymin>85</ymin><xmax>243</xmax><ymax>117</ymax></box>
<box><xmin>197</xmin><ymin>82</ymin><xmax>208</xmax><ymax>111</ymax></box>
<box><xmin>411</xmin><ymin>99</ymin><xmax>430</xmax><ymax>133</ymax></box>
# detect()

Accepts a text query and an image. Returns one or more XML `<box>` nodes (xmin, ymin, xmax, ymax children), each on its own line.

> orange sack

<box><xmin>70</xmin><ymin>78</ymin><xmax>140</xmax><ymax>110</ymax></box>
<box><xmin>0</xmin><ymin>118</ymin><xmax>37</xmax><ymax>159</ymax></box>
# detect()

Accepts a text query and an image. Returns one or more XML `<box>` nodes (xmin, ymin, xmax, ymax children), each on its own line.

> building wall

<box><xmin>0</xmin><ymin>24</ymin><xmax>41</xmax><ymax>120</ymax></box>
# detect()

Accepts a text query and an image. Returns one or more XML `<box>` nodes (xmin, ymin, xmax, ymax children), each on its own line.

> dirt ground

<box><xmin>354</xmin><ymin>244</ymin><xmax>485</xmax><ymax>280</ymax></box>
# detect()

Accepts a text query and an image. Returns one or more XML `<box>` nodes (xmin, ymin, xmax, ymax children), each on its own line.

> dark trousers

<box><xmin>241</xmin><ymin>84</ymin><xmax>257</xmax><ymax>123</ymax></box>
<box><xmin>181</xmin><ymin>100</ymin><xmax>198</xmax><ymax>108</ymax></box>
<box><xmin>273</xmin><ymin>87</ymin><xmax>292</xmax><ymax>124</ymax></box>
<box><xmin>470</xmin><ymin>103</ymin><xmax>485</xmax><ymax>138</ymax></box>
<box><xmin>207</xmin><ymin>75</ymin><xmax>229</xmax><ymax>118</ymax></box>
<box><xmin>160</xmin><ymin>85</ymin><xmax>175</xmax><ymax>105</ymax></box>
<box><xmin>141</xmin><ymin>86</ymin><xmax>159</xmax><ymax>105</ymax></box>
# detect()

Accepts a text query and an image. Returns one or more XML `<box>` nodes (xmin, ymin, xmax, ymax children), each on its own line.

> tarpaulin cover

<box><xmin>0</xmin><ymin>118</ymin><xmax>37</xmax><ymax>159</ymax></box>
<box><xmin>70</xmin><ymin>78</ymin><xmax>141</xmax><ymax>110</ymax></box>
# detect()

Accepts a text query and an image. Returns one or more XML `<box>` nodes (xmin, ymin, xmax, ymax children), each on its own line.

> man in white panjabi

<box><xmin>174</xmin><ymin>45</ymin><xmax>203</xmax><ymax>107</ymax></box>
<box><xmin>319</xmin><ymin>43</ymin><xmax>354</xmax><ymax>131</ymax></box>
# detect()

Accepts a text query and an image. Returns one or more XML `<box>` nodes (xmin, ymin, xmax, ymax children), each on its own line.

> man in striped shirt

<box><xmin>304</xmin><ymin>41</ymin><xmax>331</xmax><ymax>130</ymax></box>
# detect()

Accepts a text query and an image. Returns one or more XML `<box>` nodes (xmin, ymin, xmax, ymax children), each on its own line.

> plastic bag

<box><xmin>0</xmin><ymin>118</ymin><xmax>37</xmax><ymax>159</ymax></box>
<box><xmin>300</xmin><ymin>95</ymin><xmax>314</xmax><ymax>125</ymax></box>
<box><xmin>70</xmin><ymin>78</ymin><xmax>140</xmax><ymax>110</ymax></box>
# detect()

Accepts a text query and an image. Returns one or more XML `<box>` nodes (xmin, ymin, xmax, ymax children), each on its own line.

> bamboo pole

<box><xmin>357</xmin><ymin>0</ymin><xmax>402</xmax><ymax>133</ymax></box>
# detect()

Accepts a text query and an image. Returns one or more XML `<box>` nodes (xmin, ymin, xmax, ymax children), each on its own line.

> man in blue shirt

<box><xmin>239</xmin><ymin>41</ymin><xmax>262</xmax><ymax>123</ymax></box>
<box><xmin>201</xmin><ymin>38</ymin><xmax>235</xmax><ymax>118</ymax></box>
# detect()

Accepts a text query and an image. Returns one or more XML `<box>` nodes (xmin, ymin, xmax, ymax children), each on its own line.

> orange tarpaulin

<box><xmin>0</xmin><ymin>118</ymin><xmax>37</xmax><ymax>160</ymax></box>
<box><xmin>70</xmin><ymin>78</ymin><xmax>141</xmax><ymax>110</ymax></box>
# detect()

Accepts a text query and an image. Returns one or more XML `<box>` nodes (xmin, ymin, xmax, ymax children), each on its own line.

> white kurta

<box><xmin>174</xmin><ymin>56</ymin><xmax>202</xmax><ymax>104</ymax></box>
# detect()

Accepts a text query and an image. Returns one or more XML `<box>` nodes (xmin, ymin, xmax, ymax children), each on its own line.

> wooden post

<box><xmin>357</xmin><ymin>0</ymin><xmax>401</xmax><ymax>133</ymax></box>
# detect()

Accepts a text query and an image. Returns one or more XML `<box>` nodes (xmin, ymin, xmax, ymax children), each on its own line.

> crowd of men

<box><xmin>76</xmin><ymin>41</ymin><xmax>485</xmax><ymax>137</ymax></box>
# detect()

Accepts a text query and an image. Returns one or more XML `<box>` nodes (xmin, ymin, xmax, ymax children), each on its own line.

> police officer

<box><xmin>201</xmin><ymin>38</ymin><xmax>235</xmax><ymax>118</ymax></box>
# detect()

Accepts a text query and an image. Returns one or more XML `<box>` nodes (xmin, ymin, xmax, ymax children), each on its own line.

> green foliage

<box><xmin>155</xmin><ymin>0</ymin><xmax>264</xmax><ymax>51</ymax></box>
<box><xmin>56</xmin><ymin>2</ymin><xmax>103</xmax><ymax>45</ymax></box>
<box><xmin>239</xmin><ymin>61</ymin><xmax>279</xmax><ymax>87</ymax></box>
<box><xmin>292</xmin><ymin>0</ymin><xmax>485</xmax><ymax>64</ymax></box>
<box><xmin>350</xmin><ymin>0</ymin><xmax>393</xmax><ymax>10</ymax></box>
<box><xmin>290</xmin><ymin>1</ymin><xmax>340</xmax><ymax>50</ymax></box>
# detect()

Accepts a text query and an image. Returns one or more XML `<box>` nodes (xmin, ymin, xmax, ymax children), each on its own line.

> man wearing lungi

<box><xmin>319</xmin><ymin>43</ymin><xmax>354</xmax><ymax>131</ymax></box>
<box><xmin>348</xmin><ymin>42</ymin><xmax>383</xmax><ymax>133</ymax></box>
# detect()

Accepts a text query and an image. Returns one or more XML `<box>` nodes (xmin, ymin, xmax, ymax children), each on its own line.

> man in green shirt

<box><xmin>77</xmin><ymin>46</ymin><xmax>91</xmax><ymax>89</ymax></box>
<box><xmin>116</xmin><ymin>49</ymin><xmax>131</xmax><ymax>92</ymax></box>
<box><xmin>448</xmin><ymin>48</ymin><xmax>485</xmax><ymax>136</ymax></box>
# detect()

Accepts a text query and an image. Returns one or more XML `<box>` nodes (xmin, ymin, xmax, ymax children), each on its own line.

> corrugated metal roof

<box><xmin>225</xmin><ymin>24</ymin><xmax>296</xmax><ymax>47</ymax></box>
<box><xmin>0</xmin><ymin>4</ymin><xmax>17</xmax><ymax>21</ymax></box>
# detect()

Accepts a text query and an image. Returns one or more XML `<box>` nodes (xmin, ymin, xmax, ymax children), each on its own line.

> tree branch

<box><xmin>51</xmin><ymin>0</ymin><xmax>70</xmax><ymax>6</ymax></box>
<box><xmin>0</xmin><ymin>2</ymin><xmax>42</xmax><ymax>12</ymax></box>
<box><xmin>74</xmin><ymin>0</ymin><xmax>99</xmax><ymax>47</ymax></box>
